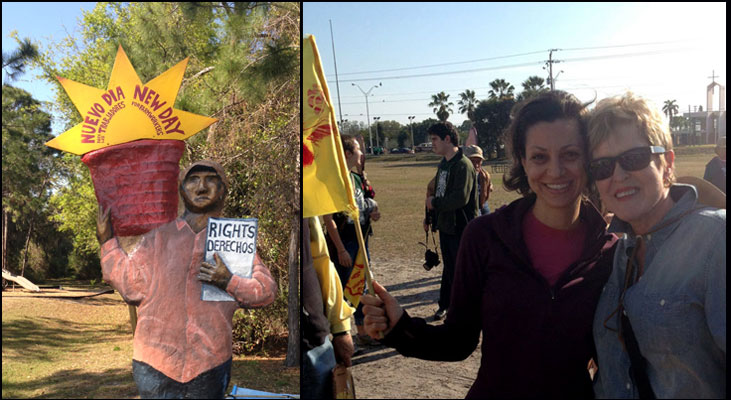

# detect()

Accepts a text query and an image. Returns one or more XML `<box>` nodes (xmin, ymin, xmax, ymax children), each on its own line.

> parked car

<box><xmin>367</xmin><ymin>146</ymin><xmax>385</xmax><ymax>155</ymax></box>
<box><xmin>390</xmin><ymin>147</ymin><xmax>413</xmax><ymax>154</ymax></box>
<box><xmin>414</xmin><ymin>142</ymin><xmax>432</xmax><ymax>152</ymax></box>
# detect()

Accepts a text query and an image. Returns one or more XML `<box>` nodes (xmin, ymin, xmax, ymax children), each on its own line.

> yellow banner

<box><xmin>302</xmin><ymin>35</ymin><xmax>357</xmax><ymax>219</ymax></box>
<box><xmin>343</xmin><ymin>245</ymin><xmax>368</xmax><ymax>308</ymax></box>
<box><xmin>46</xmin><ymin>45</ymin><xmax>216</xmax><ymax>155</ymax></box>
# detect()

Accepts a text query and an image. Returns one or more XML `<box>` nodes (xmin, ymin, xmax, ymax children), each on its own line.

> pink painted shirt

<box><xmin>101</xmin><ymin>218</ymin><xmax>277</xmax><ymax>383</ymax></box>
<box><xmin>522</xmin><ymin>210</ymin><xmax>586</xmax><ymax>287</ymax></box>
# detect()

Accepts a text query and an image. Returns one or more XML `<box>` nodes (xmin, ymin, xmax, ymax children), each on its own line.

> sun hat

<box><xmin>463</xmin><ymin>145</ymin><xmax>484</xmax><ymax>160</ymax></box>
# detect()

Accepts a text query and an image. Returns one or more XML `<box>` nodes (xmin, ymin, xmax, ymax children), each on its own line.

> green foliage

<box><xmin>49</xmin><ymin>155</ymin><xmax>99</xmax><ymax>254</ymax></box>
<box><xmin>428</xmin><ymin>91</ymin><xmax>454</xmax><ymax>122</ymax></box>
<box><xmin>232</xmin><ymin>291</ymin><xmax>289</xmax><ymax>355</ymax></box>
<box><xmin>488</xmin><ymin>78</ymin><xmax>515</xmax><ymax>100</ymax></box>
<box><xmin>474</xmin><ymin>98</ymin><xmax>516</xmax><ymax>160</ymax></box>
<box><xmin>2</xmin><ymin>83</ymin><xmax>61</xmax><ymax>277</ymax></box>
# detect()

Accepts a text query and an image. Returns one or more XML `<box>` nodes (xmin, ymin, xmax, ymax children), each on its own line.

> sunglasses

<box><xmin>589</xmin><ymin>146</ymin><xmax>666</xmax><ymax>181</ymax></box>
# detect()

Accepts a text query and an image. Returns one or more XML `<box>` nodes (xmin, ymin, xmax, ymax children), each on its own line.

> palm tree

<box><xmin>429</xmin><ymin>91</ymin><xmax>454</xmax><ymax>122</ymax></box>
<box><xmin>488</xmin><ymin>79</ymin><xmax>515</xmax><ymax>100</ymax></box>
<box><xmin>662</xmin><ymin>99</ymin><xmax>679</xmax><ymax>131</ymax></box>
<box><xmin>518</xmin><ymin>76</ymin><xmax>547</xmax><ymax>101</ymax></box>
<box><xmin>458</xmin><ymin>89</ymin><xmax>478</xmax><ymax>122</ymax></box>
<box><xmin>2</xmin><ymin>37</ymin><xmax>39</xmax><ymax>81</ymax></box>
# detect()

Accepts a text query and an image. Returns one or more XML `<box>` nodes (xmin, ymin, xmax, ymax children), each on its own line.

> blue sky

<box><xmin>304</xmin><ymin>2</ymin><xmax>726</xmax><ymax>127</ymax></box>
<box><xmin>2</xmin><ymin>2</ymin><xmax>98</xmax><ymax>134</ymax></box>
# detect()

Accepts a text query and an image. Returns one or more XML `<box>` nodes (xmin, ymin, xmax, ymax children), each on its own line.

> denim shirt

<box><xmin>593</xmin><ymin>184</ymin><xmax>726</xmax><ymax>398</ymax></box>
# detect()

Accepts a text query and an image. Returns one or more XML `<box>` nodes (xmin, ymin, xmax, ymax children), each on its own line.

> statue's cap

<box><xmin>179</xmin><ymin>160</ymin><xmax>229</xmax><ymax>193</ymax></box>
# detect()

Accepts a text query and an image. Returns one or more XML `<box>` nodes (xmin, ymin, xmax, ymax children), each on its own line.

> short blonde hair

<box><xmin>587</xmin><ymin>92</ymin><xmax>675</xmax><ymax>185</ymax></box>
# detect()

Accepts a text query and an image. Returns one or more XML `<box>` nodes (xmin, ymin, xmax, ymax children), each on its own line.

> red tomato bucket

<box><xmin>81</xmin><ymin>139</ymin><xmax>185</xmax><ymax>236</ymax></box>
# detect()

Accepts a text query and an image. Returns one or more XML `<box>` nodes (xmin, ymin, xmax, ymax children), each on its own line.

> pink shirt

<box><xmin>522</xmin><ymin>211</ymin><xmax>586</xmax><ymax>287</ymax></box>
<box><xmin>101</xmin><ymin>218</ymin><xmax>277</xmax><ymax>383</ymax></box>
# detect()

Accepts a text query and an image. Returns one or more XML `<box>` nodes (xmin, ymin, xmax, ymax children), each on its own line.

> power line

<box><xmin>562</xmin><ymin>48</ymin><xmax>692</xmax><ymax>63</ymax></box>
<box><xmin>331</xmin><ymin>60</ymin><xmax>544</xmax><ymax>83</ymax></box>
<box><xmin>328</xmin><ymin>47</ymin><xmax>692</xmax><ymax>84</ymax></box>
<box><xmin>336</xmin><ymin>50</ymin><xmax>546</xmax><ymax>76</ymax></box>
<box><xmin>327</xmin><ymin>39</ymin><xmax>692</xmax><ymax>78</ymax></box>
<box><xmin>560</xmin><ymin>39</ymin><xmax>693</xmax><ymax>52</ymax></box>
<box><xmin>339</xmin><ymin>86</ymin><xmax>495</xmax><ymax>98</ymax></box>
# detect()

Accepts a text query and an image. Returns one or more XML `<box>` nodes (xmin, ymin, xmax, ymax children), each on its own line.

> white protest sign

<box><xmin>201</xmin><ymin>217</ymin><xmax>258</xmax><ymax>302</ymax></box>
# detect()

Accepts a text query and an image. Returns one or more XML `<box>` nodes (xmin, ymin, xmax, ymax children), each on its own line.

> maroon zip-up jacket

<box><xmin>382</xmin><ymin>195</ymin><xmax>617</xmax><ymax>398</ymax></box>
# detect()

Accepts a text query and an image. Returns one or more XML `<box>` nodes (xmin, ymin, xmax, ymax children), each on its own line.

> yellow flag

<box><xmin>302</xmin><ymin>35</ymin><xmax>357</xmax><ymax>219</ymax></box>
<box><xmin>343</xmin><ymin>245</ymin><xmax>368</xmax><ymax>308</ymax></box>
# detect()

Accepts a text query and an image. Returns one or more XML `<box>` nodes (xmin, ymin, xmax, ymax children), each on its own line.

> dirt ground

<box><xmin>348</xmin><ymin>254</ymin><xmax>482</xmax><ymax>399</ymax></box>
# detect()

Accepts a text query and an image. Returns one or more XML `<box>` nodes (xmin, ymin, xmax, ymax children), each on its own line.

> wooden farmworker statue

<box><xmin>96</xmin><ymin>160</ymin><xmax>277</xmax><ymax>399</ymax></box>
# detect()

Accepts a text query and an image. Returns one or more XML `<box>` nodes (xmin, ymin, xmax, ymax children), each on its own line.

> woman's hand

<box><xmin>361</xmin><ymin>280</ymin><xmax>404</xmax><ymax>339</ymax></box>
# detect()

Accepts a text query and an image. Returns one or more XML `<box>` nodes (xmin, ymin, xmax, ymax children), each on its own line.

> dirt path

<box><xmin>349</xmin><ymin>255</ymin><xmax>481</xmax><ymax>399</ymax></box>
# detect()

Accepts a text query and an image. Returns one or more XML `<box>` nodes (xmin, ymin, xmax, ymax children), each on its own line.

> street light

<box><xmin>373</xmin><ymin>117</ymin><xmax>381</xmax><ymax>150</ymax></box>
<box><xmin>352</xmin><ymin>82</ymin><xmax>382</xmax><ymax>154</ymax></box>
<box><xmin>408</xmin><ymin>116</ymin><xmax>416</xmax><ymax>151</ymax></box>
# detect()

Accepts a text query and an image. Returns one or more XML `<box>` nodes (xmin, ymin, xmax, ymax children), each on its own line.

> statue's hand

<box><xmin>97</xmin><ymin>205</ymin><xmax>113</xmax><ymax>244</ymax></box>
<box><xmin>198</xmin><ymin>253</ymin><xmax>233</xmax><ymax>290</ymax></box>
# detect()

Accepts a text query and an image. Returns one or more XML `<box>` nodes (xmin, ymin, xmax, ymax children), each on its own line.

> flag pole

<box><xmin>349</xmin><ymin>211</ymin><xmax>382</xmax><ymax>339</ymax></box>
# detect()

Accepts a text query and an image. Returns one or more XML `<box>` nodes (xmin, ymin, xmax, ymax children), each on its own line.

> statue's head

<box><xmin>179</xmin><ymin>160</ymin><xmax>229</xmax><ymax>214</ymax></box>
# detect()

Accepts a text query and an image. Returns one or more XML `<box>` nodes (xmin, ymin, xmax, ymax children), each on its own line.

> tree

<box><xmin>518</xmin><ymin>76</ymin><xmax>548</xmax><ymax>102</ymax></box>
<box><xmin>412</xmin><ymin>118</ymin><xmax>439</xmax><ymax>145</ymax></box>
<box><xmin>488</xmin><ymin>78</ymin><xmax>515</xmax><ymax>100</ymax></box>
<box><xmin>429</xmin><ymin>91</ymin><xmax>454</xmax><ymax>122</ymax></box>
<box><xmin>662</xmin><ymin>99</ymin><xmax>679</xmax><ymax>130</ymax></box>
<box><xmin>473</xmin><ymin>97</ymin><xmax>516</xmax><ymax>160</ymax></box>
<box><xmin>457</xmin><ymin>89</ymin><xmax>478</xmax><ymax>122</ymax></box>
<box><xmin>2</xmin><ymin>84</ymin><xmax>58</xmax><ymax>279</ymax></box>
<box><xmin>2</xmin><ymin>37</ymin><xmax>39</xmax><ymax>81</ymax></box>
<box><xmin>670</xmin><ymin>115</ymin><xmax>687</xmax><ymax>132</ymax></box>
<box><xmin>376</xmin><ymin>120</ymin><xmax>403</xmax><ymax>149</ymax></box>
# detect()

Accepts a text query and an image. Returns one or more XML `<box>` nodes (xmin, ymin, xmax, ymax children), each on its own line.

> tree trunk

<box><xmin>2</xmin><ymin>210</ymin><xmax>7</xmax><ymax>273</ymax></box>
<box><xmin>284</xmin><ymin>214</ymin><xmax>300</xmax><ymax>367</ymax></box>
<box><xmin>20</xmin><ymin>220</ymin><xmax>33</xmax><ymax>277</ymax></box>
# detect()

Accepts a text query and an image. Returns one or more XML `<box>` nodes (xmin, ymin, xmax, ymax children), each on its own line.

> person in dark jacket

<box><xmin>425</xmin><ymin>121</ymin><xmax>479</xmax><ymax>320</ymax></box>
<box><xmin>361</xmin><ymin>91</ymin><xmax>618</xmax><ymax>398</ymax></box>
<box><xmin>703</xmin><ymin>136</ymin><xmax>725</xmax><ymax>194</ymax></box>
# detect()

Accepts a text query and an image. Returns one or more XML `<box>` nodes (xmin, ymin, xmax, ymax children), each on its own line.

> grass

<box><xmin>2</xmin><ymin>285</ymin><xmax>299</xmax><ymax>399</ymax></box>
<box><xmin>363</xmin><ymin>145</ymin><xmax>717</xmax><ymax>261</ymax></box>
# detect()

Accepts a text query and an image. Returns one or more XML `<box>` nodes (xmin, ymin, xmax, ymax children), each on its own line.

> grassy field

<box><xmin>2</xmin><ymin>283</ymin><xmax>299</xmax><ymax>399</ymax></box>
<box><xmin>364</xmin><ymin>145</ymin><xmax>718</xmax><ymax>260</ymax></box>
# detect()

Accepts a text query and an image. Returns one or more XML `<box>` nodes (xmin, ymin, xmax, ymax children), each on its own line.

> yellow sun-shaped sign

<box><xmin>45</xmin><ymin>45</ymin><xmax>217</xmax><ymax>155</ymax></box>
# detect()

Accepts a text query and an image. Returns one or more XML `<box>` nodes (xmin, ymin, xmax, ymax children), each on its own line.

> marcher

<box><xmin>587</xmin><ymin>93</ymin><xmax>726</xmax><ymax>399</ymax></box>
<box><xmin>362</xmin><ymin>91</ymin><xmax>617</xmax><ymax>398</ymax></box>
<box><xmin>424</xmin><ymin>122</ymin><xmax>478</xmax><ymax>320</ymax></box>
<box><xmin>324</xmin><ymin>136</ymin><xmax>381</xmax><ymax>346</ymax></box>
<box><xmin>97</xmin><ymin>160</ymin><xmax>277</xmax><ymax>399</ymax></box>
<box><xmin>302</xmin><ymin>217</ymin><xmax>355</xmax><ymax>399</ymax></box>
<box><xmin>463</xmin><ymin>144</ymin><xmax>492</xmax><ymax>215</ymax></box>
<box><xmin>703</xmin><ymin>136</ymin><xmax>726</xmax><ymax>193</ymax></box>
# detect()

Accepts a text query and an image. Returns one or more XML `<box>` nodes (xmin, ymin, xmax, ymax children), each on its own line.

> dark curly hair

<box><xmin>503</xmin><ymin>90</ymin><xmax>592</xmax><ymax>196</ymax></box>
<box><xmin>427</xmin><ymin>121</ymin><xmax>459</xmax><ymax>146</ymax></box>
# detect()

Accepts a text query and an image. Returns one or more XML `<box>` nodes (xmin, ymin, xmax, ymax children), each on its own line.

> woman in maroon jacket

<box><xmin>362</xmin><ymin>91</ymin><xmax>617</xmax><ymax>398</ymax></box>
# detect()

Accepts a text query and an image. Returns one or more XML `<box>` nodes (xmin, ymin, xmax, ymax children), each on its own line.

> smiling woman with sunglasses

<box><xmin>587</xmin><ymin>92</ymin><xmax>726</xmax><ymax>399</ymax></box>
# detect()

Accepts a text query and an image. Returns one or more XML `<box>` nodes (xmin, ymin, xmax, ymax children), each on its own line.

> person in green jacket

<box><xmin>425</xmin><ymin>121</ymin><xmax>478</xmax><ymax>320</ymax></box>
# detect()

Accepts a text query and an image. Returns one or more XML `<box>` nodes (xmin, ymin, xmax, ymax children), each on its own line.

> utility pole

<box><xmin>544</xmin><ymin>49</ymin><xmax>562</xmax><ymax>91</ymax></box>
<box><xmin>329</xmin><ymin>20</ymin><xmax>345</xmax><ymax>127</ymax></box>
<box><xmin>408</xmin><ymin>115</ymin><xmax>416</xmax><ymax>151</ymax></box>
